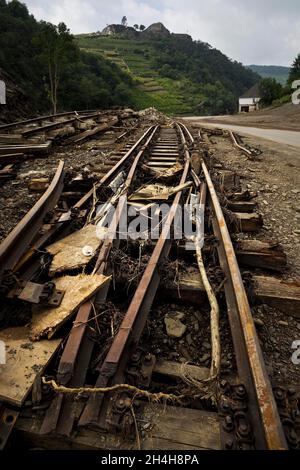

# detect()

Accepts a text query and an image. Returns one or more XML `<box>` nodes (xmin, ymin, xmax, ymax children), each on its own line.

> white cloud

<box><xmin>23</xmin><ymin>0</ymin><xmax>300</xmax><ymax>65</ymax></box>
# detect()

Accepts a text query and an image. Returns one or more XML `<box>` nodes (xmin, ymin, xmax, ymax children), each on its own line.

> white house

<box><xmin>239</xmin><ymin>84</ymin><xmax>261</xmax><ymax>113</ymax></box>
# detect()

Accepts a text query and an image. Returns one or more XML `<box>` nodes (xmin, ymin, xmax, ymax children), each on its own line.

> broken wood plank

<box><xmin>154</xmin><ymin>360</ymin><xmax>209</xmax><ymax>381</ymax></box>
<box><xmin>253</xmin><ymin>275</ymin><xmax>300</xmax><ymax>318</ymax></box>
<box><xmin>0</xmin><ymin>134</ymin><xmax>24</xmax><ymax>143</ymax></box>
<box><xmin>160</xmin><ymin>270</ymin><xmax>207</xmax><ymax>306</ymax></box>
<box><xmin>0</xmin><ymin>327</ymin><xmax>61</xmax><ymax>406</ymax></box>
<box><xmin>162</xmin><ymin>272</ymin><xmax>300</xmax><ymax>318</ymax></box>
<box><xmin>142</xmin><ymin>404</ymin><xmax>221</xmax><ymax>450</ymax></box>
<box><xmin>46</xmin><ymin>224</ymin><xmax>102</xmax><ymax>275</ymax></box>
<box><xmin>228</xmin><ymin>200</ymin><xmax>257</xmax><ymax>213</ymax></box>
<box><xmin>227</xmin><ymin>190</ymin><xmax>257</xmax><ymax>201</ymax></box>
<box><xmin>13</xmin><ymin>415</ymin><xmax>132</xmax><ymax>450</ymax></box>
<box><xmin>30</xmin><ymin>274</ymin><xmax>110</xmax><ymax>340</ymax></box>
<box><xmin>232</xmin><ymin>212</ymin><xmax>263</xmax><ymax>232</ymax></box>
<box><xmin>0</xmin><ymin>142</ymin><xmax>52</xmax><ymax>155</ymax></box>
<box><xmin>235</xmin><ymin>240</ymin><xmax>287</xmax><ymax>272</ymax></box>
<box><xmin>0</xmin><ymin>153</ymin><xmax>24</xmax><ymax>165</ymax></box>
<box><xmin>217</xmin><ymin>170</ymin><xmax>240</xmax><ymax>190</ymax></box>
<box><xmin>14</xmin><ymin>403</ymin><xmax>221</xmax><ymax>450</ymax></box>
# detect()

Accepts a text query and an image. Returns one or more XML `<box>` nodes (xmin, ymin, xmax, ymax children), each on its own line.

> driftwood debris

<box><xmin>141</xmin><ymin>162</ymin><xmax>183</xmax><ymax>180</ymax></box>
<box><xmin>129</xmin><ymin>181</ymin><xmax>192</xmax><ymax>202</ymax></box>
<box><xmin>154</xmin><ymin>361</ymin><xmax>209</xmax><ymax>382</ymax></box>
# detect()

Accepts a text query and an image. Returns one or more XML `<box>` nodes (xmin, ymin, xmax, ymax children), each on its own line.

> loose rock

<box><xmin>164</xmin><ymin>315</ymin><xmax>187</xmax><ymax>339</ymax></box>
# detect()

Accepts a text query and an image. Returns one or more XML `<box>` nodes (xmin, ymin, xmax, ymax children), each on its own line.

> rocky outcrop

<box><xmin>142</xmin><ymin>22</ymin><xmax>170</xmax><ymax>39</ymax></box>
<box><xmin>100</xmin><ymin>22</ymin><xmax>172</xmax><ymax>40</ymax></box>
<box><xmin>101</xmin><ymin>24</ymin><xmax>138</xmax><ymax>38</ymax></box>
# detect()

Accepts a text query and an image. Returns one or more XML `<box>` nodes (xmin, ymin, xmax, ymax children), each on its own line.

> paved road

<box><xmin>184</xmin><ymin>119</ymin><xmax>300</xmax><ymax>149</ymax></box>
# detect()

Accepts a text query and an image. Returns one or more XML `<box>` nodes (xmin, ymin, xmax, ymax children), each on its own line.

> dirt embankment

<box><xmin>197</xmin><ymin>103</ymin><xmax>300</xmax><ymax>132</ymax></box>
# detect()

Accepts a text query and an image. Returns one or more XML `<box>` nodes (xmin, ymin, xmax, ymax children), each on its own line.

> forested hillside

<box><xmin>248</xmin><ymin>65</ymin><xmax>290</xmax><ymax>85</ymax></box>
<box><xmin>77</xmin><ymin>27</ymin><xmax>259</xmax><ymax>115</ymax></box>
<box><xmin>0</xmin><ymin>1</ymin><xmax>260</xmax><ymax>117</ymax></box>
<box><xmin>0</xmin><ymin>0</ymin><xmax>134</xmax><ymax>115</ymax></box>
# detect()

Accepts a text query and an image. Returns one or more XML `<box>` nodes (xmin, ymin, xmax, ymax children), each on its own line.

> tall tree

<box><xmin>33</xmin><ymin>21</ymin><xmax>77</xmax><ymax>113</ymax></box>
<box><xmin>121</xmin><ymin>16</ymin><xmax>127</xmax><ymax>27</ymax></box>
<box><xmin>289</xmin><ymin>53</ymin><xmax>300</xmax><ymax>84</ymax></box>
<box><xmin>259</xmin><ymin>78</ymin><xmax>282</xmax><ymax>106</ymax></box>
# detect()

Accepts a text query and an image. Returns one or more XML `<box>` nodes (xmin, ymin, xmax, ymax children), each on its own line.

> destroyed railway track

<box><xmin>0</xmin><ymin>120</ymin><xmax>298</xmax><ymax>450</ymax></box>
<box><xmin>0</xmin><ymin>109</ymin><xmax>138</xmax><ymax>180</ymax></box>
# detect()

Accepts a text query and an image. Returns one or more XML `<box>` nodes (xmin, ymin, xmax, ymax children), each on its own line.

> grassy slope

<box><xmin>248</xmin><ymin>65</ymin><xmax>290</xmax><ymax>85</ymax></box>
<box><xmin>76</xmin><ymin>35</ymin><xmax>193</xmax><ymax>115</ymax></box>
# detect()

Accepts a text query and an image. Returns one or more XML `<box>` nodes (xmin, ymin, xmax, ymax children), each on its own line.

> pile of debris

<box><xmin>138</xmin><ymin>107</ymin><xmax>170</xmax><ymax>124</ymax></box>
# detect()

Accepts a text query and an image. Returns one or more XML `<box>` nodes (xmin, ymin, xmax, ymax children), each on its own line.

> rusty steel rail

<box><xmin>20</xmin><ymin>112</ymin><xmax>103</xmax><ymax>138</ymax></box>
<box><xmin>0</xmin><ymin>160</ymin><xmax>65</xmax><ymax>286</ymax></box>
<box><xmin>0</xmin><ymin>126</ymin><xmax>158</xmax><ymax>442</ymax></box>
<box><xmin>11</xmin><ymin>125</ymin><xmax>157</xmax><ymax>276</ymax></box>
<box><xmin>61</xmin><ymin>125</ymin><xmax>160</xmax><ymax>381</ymax></box>
<box><xmin>180</xmin><ymin>122</ymin><xmax>287</xmax><ymax>450</ymax></box>
<box><xmin>40</xmin><ymin>125</ymin><xmax>160</xmax><ymax>436</ymax></box>
<box><xmin>202</xmin><ymin>161</ymin><xmax>287</xmax><ymax>449</ymax></box>
<box><xmin>0</xmin><ymin>110</ymin><xmax>98</xmax><ymax>133</ymax></box>
<box><xmin>78</xmin><ymin>123</ymin><xmax>190</xmax><ymax>428</ymax></box>
<box><xmin>229</xmin><ymin>130</ymin><xmax>253</xmax><ymax>156</ymax></box>
<box><xmin>73</xmin><ymin>125</ymin><xmax>156</xmax><ymax>210</ymax></box>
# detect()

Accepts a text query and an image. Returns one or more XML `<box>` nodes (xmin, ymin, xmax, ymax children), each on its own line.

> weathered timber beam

<box><xmin>253</xmin><ymin>275</ymin><xmax>300</xmax><ymax>318</ymax></box>
<box><xmin>235</xmin><ymin>240</ymin><xmax>287</xmax><ymax>272</ymax></box>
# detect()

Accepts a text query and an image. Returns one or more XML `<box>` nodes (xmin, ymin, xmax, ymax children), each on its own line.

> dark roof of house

<box><xmin>240</xmin><ymin>83</ymin><xmax>261</xmax><ymax>98</ymax></box>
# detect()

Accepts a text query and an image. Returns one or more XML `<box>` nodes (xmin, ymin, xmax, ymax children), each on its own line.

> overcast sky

<box><xmin>23</xmin><ymin>0</ymin><xmax>300</xmax><ymax>66</ymax></box>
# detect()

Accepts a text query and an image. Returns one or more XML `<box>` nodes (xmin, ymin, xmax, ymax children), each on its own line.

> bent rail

<box><xmin>179</xmin><ymin>121</ymin><xmax>287</xmax><ymax>450</ymax></box>
<box><xmin>0</xmin><ymin>160</ymin><xmax>65</xmax><ymax>284</ymax></box>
